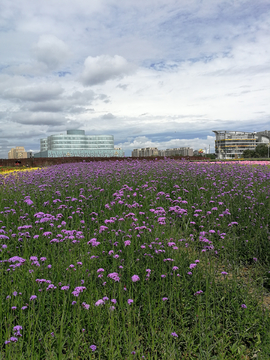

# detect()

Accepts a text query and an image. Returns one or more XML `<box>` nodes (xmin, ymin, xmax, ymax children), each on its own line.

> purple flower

<box><xmin>109</xmin><ymin>306</ymin><xmax>116</xmax><ymax>311</ymax></box>
<box><xmin>13</xmin><ymin>325</ymin><xmax>23</xmax><ymax>332</ymax></box>
<box><xmin>221</xmin><ymin>271</ymin><xmax>228</xmax><ymax>275</ymax></box>
<box><xmin>172</xmin><ymin>266</ymin><xmax>179</xmax><ymax>271</ymax></box>
<box><xmin>51</xmin><ymin>332</ymin><xmax>54</xmax><ymax>337</ymax></box>
<box><xmin>161</xmin><ymin>274</ymin><xmax>166</xmax><ymax>278</ymax></box>
<box><xmin>171</xmin><ymin>332</ymin><xmax>178</xmax><ymax>337</ymax></box>
<box><xmin>21</xmin><ymin>306</ymin><xmax>28</xmax><ymax>310</ymax></box>
<box><xmin>187</xmin><ymin>272</ymin><xmax>192</xmax><ymax>275</ymax></box>
<box><xmin>11</xmin><ymin>306</ymin><xmax>17</xmax><ymax>310</ymax></box>
<box><xmin>30</xmin><ymin>295</ymin><xmax>37</xmax><ymax>301</ymax></box>
<box><xmin>90</xmin><ymin>345</ymin><xmax>97</xmax><ymax>352</ymax></box>
<box><xmin>72</xmin><ymin>301</ymin><xmax>77</xmax><ymax>305</ymax></box>
<box><xmin>189</xmin><ymin>264</ymin><xmax>197</xmax><ymax>269</ymax></box>
<box><xmin>162</xmin><ymin>297</ymin><xmax>168</xmax><ymax>301</ymax></box>
<box><xmin>253</xmin><ymin>258</ymin><xmax>258</xmax><ymax>262</ymax></box>
<box><xmin>194</xmin><ymin>290</ymin><xmax>203</xmax><ymax>296</ymax></box>
<box><xmin>95</xmin><ymin>299</ymin><xmax>105</xmax><ymax>306</ymax></box>
<box><xmin>61</xmin><ymin>286</ymin><xmax>69</xmax><ymax>291</ymax></box>
<box><xmin>127</xmin><ymin>299</ymin><xmax>133</xmax><ymax>305</ymax></box>
<box><xmin>10</xmin><ymin>337</ymin><xmax>18</xmax><ymax>342</ymax></box>
<box><xmin>131</xmin><ymin>275</ymin><xmax>140</xmax><ymax>282</ymax></box>
<box><xmin>241</xmin><ymin>304</ymin><xmax>247</xmax><ymax>309</ymax></box>
<box><xmin>13</xmin><ymin>291</ymin><xmax>17</xmax><ymax>297</ymax></box>
<box><xmin>107</xmin><ymin>272</ymin><xmax>120</xmax><ymax>282</ymax></box>
<box><xmin>111</xmin><ymin>299</ymin><xmax>117</xmax><ymax>304</ymax></box>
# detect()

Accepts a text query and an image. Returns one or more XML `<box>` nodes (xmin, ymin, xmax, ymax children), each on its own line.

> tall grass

<box><xmin>0</xmin><ymin>159</ymin><xmax>269</xmax><ymax>359</ymax></box>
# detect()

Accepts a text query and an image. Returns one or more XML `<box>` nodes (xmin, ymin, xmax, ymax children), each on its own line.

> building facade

<box><xmin>35</xmin><ymin>130</ymin><xmax>124</xmax><ymax>158</ymax></box>
<box><xmin>8</xmin><ymin>146</ymin><xmax>27</xmax><ymax>159</ymax></box>
<box><xmin>132</xmin><ymin>147</ymin><xmax>193</xmax><ymax>157</ymax></box>
<box><xmin>132</xmin><ymin>147</ymin><xmax>159</xmax><ymax>157</ymax></box>
<box><xmin>162</xmin><ymin>147</ymin><xmax>193</xmax><ymax>157</ymax></box>
<box><xmin>213</xmin><ymin>130</ymin><xmax>270</xmax><ymax>159</ymax></box>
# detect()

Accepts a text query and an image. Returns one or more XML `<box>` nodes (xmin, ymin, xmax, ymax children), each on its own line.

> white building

<box><xmin>213</xmin><ymin>130</ymin><xmax>270</xmax><ymax>159</ymax></box>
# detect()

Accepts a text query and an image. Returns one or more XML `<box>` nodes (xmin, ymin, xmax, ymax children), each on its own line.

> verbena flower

<box><xmin>90</xmin><ymin>345</ymin><xmax>96</xmax><ymax>351</ymax></box>
<box><xmin>131</xmin><ymin>275</ymin><xmax>140</xmax><ymax>282</ymax></box>
<box><xmin>95</xmin><ymin>299</ymin><xmax>105</xmax><ymax>306</ymax></box>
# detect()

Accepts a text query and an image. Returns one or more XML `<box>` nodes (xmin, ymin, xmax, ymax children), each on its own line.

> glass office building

<box><xmin>34</xmin><ymin>130</ymin><xmax>124</xmax><ymax>158</ymax></box>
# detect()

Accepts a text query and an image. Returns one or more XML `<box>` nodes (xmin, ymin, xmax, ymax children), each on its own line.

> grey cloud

<box><xmin>102</xmin><ymin>113</ymin><xmax>115</xmax><ymax>119</ymax></box>
<box><xmin>67</xmin><ymin>90</ymin><xmax>96</xmax><ymax>105</ymax></box>
<box><xmin>46</xmin><ymin>120</ymin><xmax>84</xmax><ymax>133</ymax></box>
<box><xmin>80</xmin><ymin>55</ymin><xmax>136</xmax><ymax>86</ymax></box>
<box><xmin>116</xmin><ymin>83</ymin><xmax>128</xmax><ymax>90</ymax></box>
<box><xmin>34</xmin><ymin>35</ymin><xmax>70</xmax><ymax>70</ymax></box>
<box><xmin>3</xmin><ymin>83</ymin><xmax>63</xmax><ymax>102</ymax></box>
<box><xmin>11</xmin><ymin>112</ymin><xmax>67</xmax><ymax>126</ymax></box>
<box><xmin>27</xmin><ymin>102</ymin><xmax>64</xmax><ymax>112</ymax></box>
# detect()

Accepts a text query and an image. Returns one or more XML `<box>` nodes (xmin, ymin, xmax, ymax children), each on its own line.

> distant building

<box><xmin>213</xmin><ymin>130</ymin><xmax>270</xmax><ymax>159</ymax></box>
<box><xmin>193</xmin><ymin>149</ymin><xmax>206</xmax><ymax>156</ymax></box>
<box><xmin>132</xmin><ymin>147</ymin><xmax>158</xmax><ymax>157</ymax></box>
<box><xmin>132</xmin><ymin>146</ymin><xmax>193</xmax><ymax>157</ymax></box>
<box><xmin>8</xmin><ymin>146</ymin><xmax>27</xmax><ymax>159</ymax></box>
<box><xmin>27</xmin><ymin>151</ymin><xmax>34</xmax><ymax>158</ymax></box>
<box><xmin>34</xmin><ymin>129</ymin><xmax>124</xmax><ymax>158</ymax></box>
<box><xmin>162</xmin><ymin>147</ymin><xmax>193</xmax><ymax>157</ymax></box>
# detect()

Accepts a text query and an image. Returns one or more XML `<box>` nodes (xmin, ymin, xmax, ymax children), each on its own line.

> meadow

<box><xmin>0</xmin><ymin>159</ymin><xmax>270</xmax><ymax>359</ymax></box>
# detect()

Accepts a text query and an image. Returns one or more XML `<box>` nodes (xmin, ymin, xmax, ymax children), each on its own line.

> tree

<box><xmin>205</xmin><ymin>153</ymin><xmax>216</xmax><ymax>159</ymax></box>
<box><xmin>255</xmin><ymin>143</ymin><xmax>268</xmax><ymax>158</ymax></box>
<box><xmin>242</xmin><ymin>149</ymin><xmax>256</xmax><ymax>158</ymax></box>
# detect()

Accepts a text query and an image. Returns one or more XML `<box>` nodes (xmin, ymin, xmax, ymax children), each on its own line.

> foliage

<box><xmin>243</xmin><ymin>144</ymin><xmax>269</xmax><ymax>158</ymax></box>
<box><xmin>0</xmin><ymin>160</ymin><xmax>270</xmax><ymax>359</ymax></box>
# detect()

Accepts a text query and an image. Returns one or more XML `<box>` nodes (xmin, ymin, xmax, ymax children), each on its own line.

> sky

<box><xmin>0</xmin><ymin>0</ymin><xmax>269</xmax><ymax>158</ymax></box>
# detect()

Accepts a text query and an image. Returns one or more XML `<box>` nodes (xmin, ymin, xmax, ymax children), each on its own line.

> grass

<box><xmin>0</xmin><ymin>159</ymin><xmax>269</xmax><ymax>359</ymax></box>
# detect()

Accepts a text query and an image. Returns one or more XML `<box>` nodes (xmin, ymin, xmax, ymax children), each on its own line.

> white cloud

<box><xmin>116</xmin><ymin>135</ymin><xmax>216</xmax><ymax>156</ymax></box>
<box><xmin>2</xmin><ymin>83</ymin><xmax>63</xmax><ymax>102</ymax></box>
<box><xmin>34</xmin><ymin>35</ymin><xmax>70</xmax><ymax>70</ymax></box>
<box><xmin>0</xmin><ymin>0</ymin><xmax>269</xmax><ymax>159</ymax></box>
<box><xmin>80</xmin><ymin>55</ymin><xmax>136</xmax><ymax>86</ymax></box>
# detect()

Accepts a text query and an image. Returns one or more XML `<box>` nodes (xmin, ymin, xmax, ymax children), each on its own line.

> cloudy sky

<box><xmin>0</xmin><ymin>0</ymin><xmax>269</xmax><ymax>157</ymax></box>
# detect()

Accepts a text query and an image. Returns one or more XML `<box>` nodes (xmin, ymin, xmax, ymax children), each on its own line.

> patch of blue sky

<box><xmin>57</xmin><ymin>71</ymin><xmax>71</xmax><ymax>77</ymax></box>
<box><xmin>147</xmin><ymin>60</ymin><xmax>179</xmax><ymax>72</ymax></box>
<box><xmin>0</xmin><ymin>64</ymin><xmax>10</xmax><ymax>72</ymax></box>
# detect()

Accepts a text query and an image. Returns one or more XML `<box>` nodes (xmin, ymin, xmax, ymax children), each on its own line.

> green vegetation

<box><xmin>0</xmin><ymin>160</ymin><xmax>270</xmax><ymax>359</ymax></box>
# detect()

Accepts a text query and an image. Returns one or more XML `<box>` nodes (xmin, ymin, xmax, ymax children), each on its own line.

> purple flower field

<box><xmin>0</xmin><ymin>159</ymin><xmax>270</xmax><ymax>359</ymax></box>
